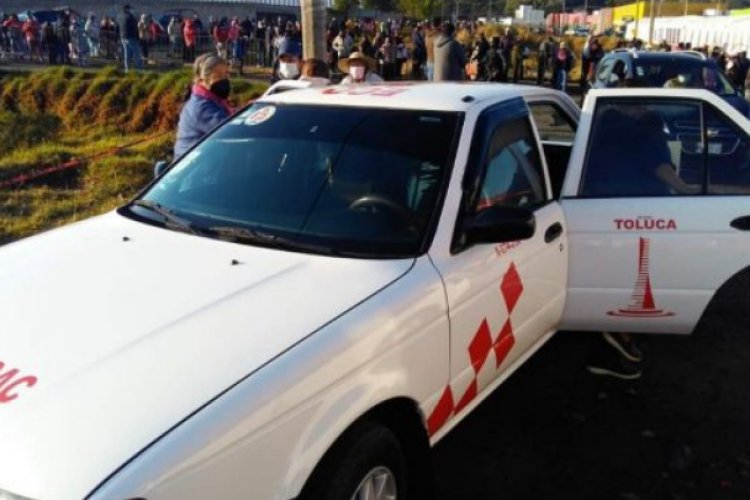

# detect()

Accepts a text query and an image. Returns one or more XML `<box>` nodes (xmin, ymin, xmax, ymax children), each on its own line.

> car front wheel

<box><xmin>300</xmin><ymin>421</ymin><xmax>407</xmax><ymax>500</ymax></box>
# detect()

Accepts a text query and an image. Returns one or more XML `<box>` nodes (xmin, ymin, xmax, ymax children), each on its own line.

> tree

<box><xmin>332</xmin><ymin>0</ymin><xmax>355</xmax><ymax>14</ymax></box>
<box><xmin>398</xmin><ymin>0</ymin><xmax>439</xmax><ymax>18</ymax></box>
<box><xmin>362</xmin><ymin>0</ymin><xmax>398</xmax><ymax>11</ymax></box>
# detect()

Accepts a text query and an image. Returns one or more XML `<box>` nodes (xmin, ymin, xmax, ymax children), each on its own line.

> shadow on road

<box><xmin>433</xmin><ymin>327</ymin><xmax>750</xmax><ymax>499</ymax></box>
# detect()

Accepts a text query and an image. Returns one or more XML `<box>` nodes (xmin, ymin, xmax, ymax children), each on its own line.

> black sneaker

<box><xmin>602</xmin><ymin>331</ymin><xmax>644</xmax><ymax>363</ymax></box>
<box><xmin>586</xmin><ymin>339</ymin><xmax>642</xmax><ymax>380</ymax></box>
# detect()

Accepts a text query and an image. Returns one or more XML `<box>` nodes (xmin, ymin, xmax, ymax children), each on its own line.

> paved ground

<box><xmin>432</xmin><ymin>311</ymin><xmax>750</xmax><ymax>500</ymax></box>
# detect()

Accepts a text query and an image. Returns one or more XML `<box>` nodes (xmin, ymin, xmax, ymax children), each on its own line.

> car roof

<box><xmin>609</xmin><ymin>51</ymin><xmax>713</xmax><ymax>65</ymax></box>
<box><xmin>258</xmin><ymin>82</ymin><xmax>563</xmax><ymax>112</ymax></box>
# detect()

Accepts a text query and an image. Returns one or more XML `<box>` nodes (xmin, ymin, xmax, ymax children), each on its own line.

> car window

<box><xmin>135</xmin><ymin>104</ymin><xmax>462</xmax><ymax>258</ymax></box>
<box><xmin>529</xmin><ymin>102</ymin><xmax>577</xmax><ymax>143</ymax></box>
<box><xmin>704</xmin><ymin>105</ymin><xmax>750</xmax><ymax>194</ymax></box>
<box><xmin>475</xmin><ymin>117</ymin><xmax>546</xmax><ymax>211</ymax></box>
<box><xmin>580</xmin><ymin>98</ymin><xmax>705</xmax><ymax>197</ymax></box>
<box><xmin>635</xmin><ymin>60</ymin><xmax>736</xmax><ymax>96</ymax></box>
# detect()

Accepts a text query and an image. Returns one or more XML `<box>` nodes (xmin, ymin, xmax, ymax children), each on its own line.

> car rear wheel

<box><xmin>300</xmin><ymin>421</ymin><xmax>407</xmax><ymax>500</ymax></box>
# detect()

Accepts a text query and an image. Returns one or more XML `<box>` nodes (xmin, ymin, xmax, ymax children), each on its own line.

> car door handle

<box><xmin>730</xmin><ymin>216</ymin><xmax>750</xmax><ymax>231</ymax></box>
<box><xmin>544</xmin><ymin>222</ymin><xmax>564</xmax><ymax>243</ymax></box>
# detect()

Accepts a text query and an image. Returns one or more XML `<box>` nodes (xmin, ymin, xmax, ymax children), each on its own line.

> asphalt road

<box><xmin>432</xmin><ymin>315</ymin><xmax>750</xmax><ymax>500</ymax></box>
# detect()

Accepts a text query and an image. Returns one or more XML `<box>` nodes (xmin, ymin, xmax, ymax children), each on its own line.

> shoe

<box><xmin>586</xmin><ymin>341</ymin><xmax>642</xmax><ymax>380</ymax></box>
<box><xmin>602</xmin><ymin>331</ymin><xmax>643</xmax><ymax>363</ymax></box>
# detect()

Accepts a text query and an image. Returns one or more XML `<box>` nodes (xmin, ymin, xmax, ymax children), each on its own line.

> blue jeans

<box><xmin>121</xmin><ymin>38</ymin><xmax>142</xmax><ymax>71</ymax></box>
<box><xmin>554</xmin><ymin>69</ymin><xmax>567</xmax><ymax>92</ymax></box>
<box><xmin>425</xmin><ymin>61</ymin><xmax>434</xmax><ymax>81</ymax></box>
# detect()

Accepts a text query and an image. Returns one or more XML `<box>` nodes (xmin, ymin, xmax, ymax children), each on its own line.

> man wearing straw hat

<box><xmin>338</xmin><ymin>51</ymin><xmax>384</xmax><ymax>84</ymax></box>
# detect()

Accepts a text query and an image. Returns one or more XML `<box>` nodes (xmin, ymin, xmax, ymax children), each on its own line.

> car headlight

<box><xmin>0</xmin><ymin>490</ymin><xmax>35</xmax><ymax>500</ymax></box>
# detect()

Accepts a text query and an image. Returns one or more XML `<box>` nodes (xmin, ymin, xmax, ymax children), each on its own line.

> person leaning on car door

<box><xmin>174</xmin><ymin>54</ymin><xmax>234</xmax><ymax>158</ymax></box>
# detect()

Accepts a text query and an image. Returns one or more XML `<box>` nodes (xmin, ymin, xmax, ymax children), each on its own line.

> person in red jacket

<box><xmin>213</xmin><ymin>18</ymin><xmax>229</xmax><ymax>59</ymax></box>
<box><xmin>183</xmin><ymin>17</ymin><xmax>198</xmax><ymax>62</ymax></box>
<box><xmin>22</xmin><ymin>15</ymin><xmax>43</xmax><ymax>62</ymax></box>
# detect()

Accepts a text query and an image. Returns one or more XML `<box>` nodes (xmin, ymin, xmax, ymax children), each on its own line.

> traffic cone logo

<box><xmin>608</xmin><ymin>237</ymin><xmax>674</xmax><ymax>317</ymax></box>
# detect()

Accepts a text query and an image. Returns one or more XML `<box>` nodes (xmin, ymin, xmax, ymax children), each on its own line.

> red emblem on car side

<box><xmin>608</xmin><ymin>237</ymin><xmax>674</xmax><ymax>318</ymax></box>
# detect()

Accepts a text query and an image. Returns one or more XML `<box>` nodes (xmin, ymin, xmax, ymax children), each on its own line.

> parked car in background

<box><xmin>592</xmin><ymin>50</ymin><xmax>750</xmax><ymax>117</ymax></box>
<box><xmin>18</xmin><ymin>7</ymin><xmax>83</xmax><ymax>24</ymax></box>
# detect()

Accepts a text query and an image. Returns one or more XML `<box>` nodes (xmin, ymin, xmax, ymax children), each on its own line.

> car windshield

<box><xmin>633</xmin><ymin>60</ymin><xmax>736</xmax><ymax>96</ymax></box>
<box><xmin>127</xmin><ymin>104</ymin><xmax>461</xmax><ymax>258</ymax></box>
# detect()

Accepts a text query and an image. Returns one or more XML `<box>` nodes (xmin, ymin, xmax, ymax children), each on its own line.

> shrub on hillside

<box><xmin>0</xmin><ymin>112</ymin><xmax>61</xmax><ymax>156</ymax></box>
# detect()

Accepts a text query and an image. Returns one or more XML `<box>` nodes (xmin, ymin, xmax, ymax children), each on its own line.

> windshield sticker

<box><xmin>614</xmin><ymin>216</ymin><xmax>677</xmax><ymax>231</ymax></box>
<box><xmin>244</xmin><ymin>106</ymin><xmax>276</xmax><ymax>126</ymax></box>
<box><xmin>608</xmin><ymin>237</ymin><xmax>674</xmax><ymax>318</ymax></box>
<box><xmin>0</xmin><ymin>359</ymin><xmax>38</xmax><ymax>404</ymax></box>
<box><xmin>231</xmin><ymin>108</ymin><xmax>255</xmax><ymax>124</ymax></box>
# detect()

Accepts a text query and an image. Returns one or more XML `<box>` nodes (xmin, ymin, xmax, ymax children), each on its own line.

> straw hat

<box><xmin>338</xmin><ymin>51</ymin><xmax>376</xmax><ymax>73</ymax></box>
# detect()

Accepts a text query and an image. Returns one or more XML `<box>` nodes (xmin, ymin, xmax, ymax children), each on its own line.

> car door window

<box><xmin>704</xmin><ymin>105</ymin><xmax>750</xmax><ymax>194</ymax></box>
<box><xmin>475</xmin><ymin>117</ymin><xmax>546</xmax><ymax>211</ymax></box>
<box><xmin>529</xmin><ymin>103</ymin><xmax>577</xmax><ymax>143</ymax></box>
<box><xmin>579</xmin><ymin>98</ymin><xmax>705</xmax><ymax>197</ymax></box>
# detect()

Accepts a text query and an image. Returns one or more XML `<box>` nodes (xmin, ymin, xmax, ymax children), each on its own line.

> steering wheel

<box><xmin>349</xmin><ymin>195</ymin><xmax>418</xmax><ymax>231</ymax></box>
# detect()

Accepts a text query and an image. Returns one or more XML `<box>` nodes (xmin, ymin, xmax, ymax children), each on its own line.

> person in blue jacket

<box><xmin>174</xmin><ymin>53</ymin><xmax>233</xmax><ymax>158</ymax></box>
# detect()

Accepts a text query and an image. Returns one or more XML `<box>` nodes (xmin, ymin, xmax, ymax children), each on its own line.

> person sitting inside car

<box><xmin>338</xmin><ymin>51</ymin><xmax>384</xmax><ymax>84</ymax></box>
<box><xmin>174</xmin><ymin>54</ymin><xmax>233</xmax><ymax>158</ymax></box>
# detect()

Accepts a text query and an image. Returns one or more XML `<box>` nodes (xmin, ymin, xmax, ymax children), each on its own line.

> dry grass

<box><xmin>0</xmin><ymin>67</ymin><xmax>267</xmax><ymax>244</ymax></box>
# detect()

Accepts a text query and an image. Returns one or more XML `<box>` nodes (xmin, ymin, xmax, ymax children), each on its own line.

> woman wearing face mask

<box><xmin>338</xmin><ymin>51</ymin><xmax>383</xmax><ymax>84</ymax></box>
<box><xmin>174</xmin><ymin>54</ymin><xmax>234</xmax><ymax>158</ymax></box>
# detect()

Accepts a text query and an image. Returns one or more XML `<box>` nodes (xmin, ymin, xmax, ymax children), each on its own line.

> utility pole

<box><xmin>648</xmin><ymin>0</ymin><xmax>655</xmax><ymax>44</ymax></box>
<box><xmin>301</xmin><ymin>0</ymin><xmax>326</xmax><ymax>61</ymax></box>
<box><xmin>634</xmin><ymin>1</ymin><xmax>640</xmax><ymax>41</ymax></box>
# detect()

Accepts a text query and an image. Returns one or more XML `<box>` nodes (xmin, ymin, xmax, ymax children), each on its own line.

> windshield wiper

<box><xmin>130</xmin><ymin>199</ymin><xmax>200</xmax><ymax>235</ymax></box>
<box><xmin>205</xmin><ymin>226</ymin><xmax>336</xmax><ymax>255</ymax></box>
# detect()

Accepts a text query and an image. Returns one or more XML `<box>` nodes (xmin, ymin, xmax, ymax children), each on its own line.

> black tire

<box><xmin>300</xmin><ymin>421</ymin><xmax>407</xmax><ymax>500</ymax></box>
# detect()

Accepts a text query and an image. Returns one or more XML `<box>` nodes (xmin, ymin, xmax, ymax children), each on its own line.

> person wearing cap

<box><xmin>174</xmin><ymin>54</ymin><xmax>234</xmax><ymax>158</ymax></box>
<box><xmin>117</xmin><ymin>4</ymin><xmax>142</xmax><ymax>72</ymax></box>
<box><xmin>271</xmin><ymin>38</ymin><xmax>302</xmax><ymax>83</ymax></box>
<box><xmin>339</xmin><ymin>51</ymin><xmax>384</xmax><ymax>84</ymax></box>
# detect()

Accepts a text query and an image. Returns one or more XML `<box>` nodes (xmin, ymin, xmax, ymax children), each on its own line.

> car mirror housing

<box><xmin>463</xmin><ymin>205</ymin><xmax>536</xmax><ymax>246</ymax></box>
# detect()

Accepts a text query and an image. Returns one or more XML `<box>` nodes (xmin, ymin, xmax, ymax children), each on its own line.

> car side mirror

<box><xmin>463</xmin><ymin>205</ymin><xmax>536</xmax><ymax>246</ymax></box>
<box><xmin>154</xmin><ymin>160</ymin><xmax>169</xmax><ymax>178</ymax></box>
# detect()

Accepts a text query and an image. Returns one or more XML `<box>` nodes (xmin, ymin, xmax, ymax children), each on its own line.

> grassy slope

<box><xmin>0</xmin><ymin>67</ymin><xmax>267</xmax><ymax>244</ymax></box>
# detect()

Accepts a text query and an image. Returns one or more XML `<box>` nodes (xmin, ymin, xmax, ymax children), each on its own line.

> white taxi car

<box><xmin>1</xmin><ymin>83</ymin><xmax>750</xmax><ymax>500</ymax></box>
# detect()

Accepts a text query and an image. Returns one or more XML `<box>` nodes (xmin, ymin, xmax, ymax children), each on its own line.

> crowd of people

<box><xmin>4</xmin><ymin>6</ymin><xmax>750</xmax><ymax>93</ymax></box>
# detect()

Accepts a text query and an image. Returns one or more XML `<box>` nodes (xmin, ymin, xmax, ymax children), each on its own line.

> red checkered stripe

<box><xmin>426</xmin><ymin>262</ymin><xmax>524</xmax><ymax>437</ymax></box>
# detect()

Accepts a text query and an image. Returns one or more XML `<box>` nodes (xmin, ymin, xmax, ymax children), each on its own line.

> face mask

<box><xmin>279</xmin><ymin>62</ymin><xmax>299</xmax><ymax>79</ymax></box>
<box><xmin>210</xmin><ymin>79</ymin><xmax>231</xmax><ymax>99</ymax></box>
<box><xmin>349</xmin><ymin>65</ymin><xmax>366</xmax><ymax>81</ymax></box>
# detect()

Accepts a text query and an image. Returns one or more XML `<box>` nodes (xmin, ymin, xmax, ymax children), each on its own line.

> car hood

<box><xmin>0</xmin><ymin>213</ymin><xmax>413</xmax><ymax>500</ymax></box>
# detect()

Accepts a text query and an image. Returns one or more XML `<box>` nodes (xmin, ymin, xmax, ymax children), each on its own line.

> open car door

<box><xmin>560</xmin><ymin>88</ymin><xmax>750</xmax><ymax>334</ymax></box>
